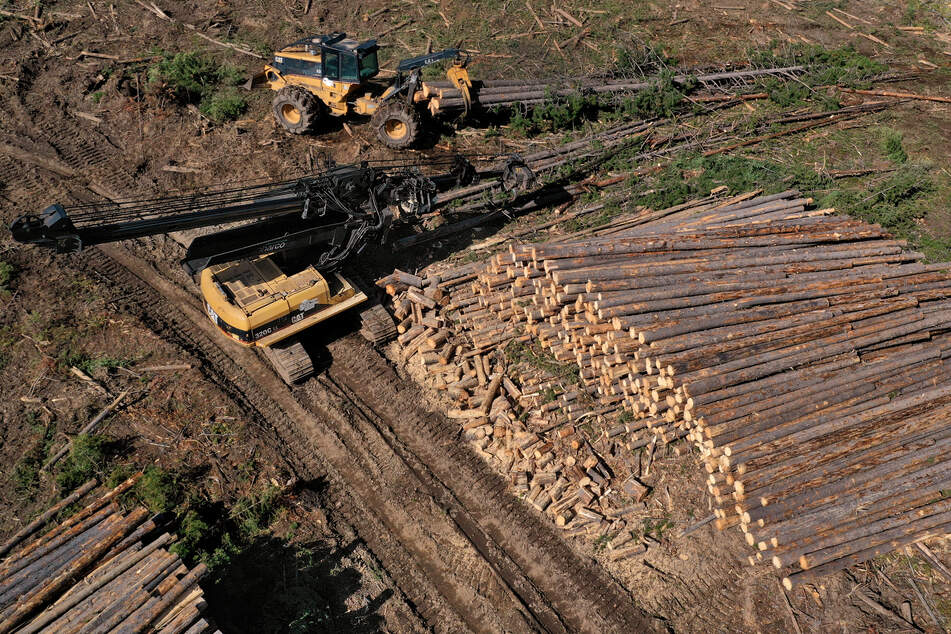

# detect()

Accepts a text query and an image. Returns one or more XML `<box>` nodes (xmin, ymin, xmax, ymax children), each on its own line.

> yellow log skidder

<box><xmin>249</xmin><ymin>33</ymin><xmax>472</xmax><ymax>148</ymax></box>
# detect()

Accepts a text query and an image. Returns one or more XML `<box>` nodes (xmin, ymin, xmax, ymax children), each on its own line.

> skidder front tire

<box><xmin>272</xmin><ymin>86</ymin><xmax>322</xmax><ymax>134</ymax></box>
<box><xmin>372</xmin><ymin>104</ymin><xmax>420</xmax><ymax>149</ymax></box>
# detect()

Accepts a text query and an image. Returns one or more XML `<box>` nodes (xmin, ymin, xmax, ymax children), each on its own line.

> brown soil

<box><xmin>1</xmin><ymin>0</ymin><xmax>950</xmax><ymax>632</ymax></box>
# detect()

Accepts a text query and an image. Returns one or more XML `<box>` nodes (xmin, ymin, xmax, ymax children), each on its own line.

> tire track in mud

<box><xmin>2</xmin><ymin>102</ymin><xmax>662</xmax><ymax>633</ymax></box>
<box><xmin>324</xmin><ymin>338</ymin><xmax>661</xmax><ymax>633</ymax></box>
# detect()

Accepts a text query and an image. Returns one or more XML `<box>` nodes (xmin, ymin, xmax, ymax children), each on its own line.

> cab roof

<box><xmin>281</xmin><ymin>33</ymin><xmax>377</xmax><ymax>54</ymax></box>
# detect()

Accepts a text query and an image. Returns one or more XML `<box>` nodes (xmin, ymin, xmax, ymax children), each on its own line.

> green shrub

<box><xmin>200</xmin><ymin>89</ymin><xmax>248</xmax><ymax>122</ymax></box>
<box><xmin>621</xmin><ymin>70</ymin><xmax>692</xmax><ymax>119</ymax></box>
<box><xmin>749</xmin><ymin>43</ymin><xmax>886</xmax><ymax>88</ymax></box>
<box><xmin>134</xmin><ymin>466</ymin><xmax>182</xmax><ymax>513</ymax></box>
<box><xmin>824</xmin><ymin>164</ymin><xmax>934</xmax><ymax>234</ymax></box>
<box><xmin>170</xmin><ymin>483</ymin><xmax>282</xmax><ymax>573</ymax></box>
<box><xmin>879</xmin><ymin>128</ymin><xmax>908</xmax><ymax>164</ymax></box>
<box><xmin>231</xmin><ymin>484</ymin><xmax>281</xmax><ymax>538</ymax></box>
<box><xmin>61</xmin><ymin>353</ymin><xmax>132</xmax><ymax>375</ymax></box>
<box><xmin>106</xmin><ymin>463</ymin><xmax>136</xmax><ymax>488</ymax></box>
<box><xmin>170</xmin><ymin>508</ymin><xmax>241</xmax><ymax>571</ymax></box>
<box><xmin>0</xmin><ymin>261</ymin><xmax>15</xmax><ymax>293</ymax></box>
<box><xmin>510</xmin><ymin>91</ymin><xmax>599</xmax><ymax>136</ymax></box>
<box><xmin>13</xmin><ymin>417</ymin><xmax>55</xmax><ymax>495</ymax></box>
<box><xmin>148</xmin><ymin>50</ymin><xmax>247</xmax><ymax>122</ymax></box>
<box><xmin>148</xmin><ymin>51</ymin><xmax>236</xmax><ymax>99</ymax></box>
<box><xmin>56</xmin><ymin>434</ymin><xmax>110</xmax><ymax>492</ymax></box>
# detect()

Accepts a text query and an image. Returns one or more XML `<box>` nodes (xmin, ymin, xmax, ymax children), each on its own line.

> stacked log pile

<box><xmin>380</xmin><ymin>191</ymin><xmax>951</xmax><ymax>584</ymax></box>
<box><xmin>420</xmin><ymin>66</ymin><xmax>807</xmax><ymax>113</ymax></box>
<box><xmin>0</xmin><ymin>476</ymin><xmax>215</xmax><ymax>634</ymax></box>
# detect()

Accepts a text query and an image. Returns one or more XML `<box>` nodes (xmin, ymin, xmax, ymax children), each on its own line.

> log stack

<box><xmin>0</xmin><ymin>476</ymin><xmax>216</xmax><ymax>634</ymax></box>
<box><xmin>421</xmin><ymin>65</ymin><xmax>807</xmax><ymax>114</ymax></box>
<box><xmin>380</xmin><ymin>190</ymin><xmax>951</xmax><ymax>584</ymax></box>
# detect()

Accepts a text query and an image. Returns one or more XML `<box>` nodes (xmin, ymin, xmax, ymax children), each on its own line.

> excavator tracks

<box><xmin>262</xmin><ymin>338</ymin><xmax>316</xmax><ymax>384</ymax></box>
<box><xmin>1</xmin><ymin>98</ymin><xmax>661</xmax><ymax>632</ymax></box>
<box><xmin>358</xmin><ymin>302</ymin><xmax>399</xmax><ymax>345</ymax></box>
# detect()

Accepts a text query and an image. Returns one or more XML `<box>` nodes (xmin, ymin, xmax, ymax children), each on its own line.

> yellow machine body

<box><xmin>260</xmin><ymin>33</ymin><xmax>472</xmax><ymax>141</ymax></box>
<box><xmin>200</xmin><ymin>255</ymin><xmax>368</xmax><ymax>349</ymax></box>
<box><xmin>263</xmin><ymin>34</ymin><xmax>382</xmax><ymax>117</ymax></box>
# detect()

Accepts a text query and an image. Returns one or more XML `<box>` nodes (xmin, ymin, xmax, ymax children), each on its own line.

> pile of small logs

<box><xmin>420</xmin><ymin>65</ymin><xmax>807</xmax><ymax>113</ymax></box>
<box><xmin>0</xmin><ymin>476</ymin><xmax>215</xmax><ymax>634</ymax></box>
<box><xmin>379</xmin><ymin>190</ymin><xmax>951</xmax><ymax>583</ymax></box>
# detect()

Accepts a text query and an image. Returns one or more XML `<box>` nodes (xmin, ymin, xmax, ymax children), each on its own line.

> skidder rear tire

<box><xmin>372</xmin><ymin>104</ymin><xmax>420</xmax><ymax>149</ymax></box>
<box><xmin>273</xmin><ymin>86</ymin><xmax>322</xmax><ymax>134</ymax></box>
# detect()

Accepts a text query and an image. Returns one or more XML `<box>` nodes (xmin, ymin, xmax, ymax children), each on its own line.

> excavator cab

<box><xmin>200</xmin><ymin>255</ymin><xmax>384</xmax><ymax>384</ymax></box>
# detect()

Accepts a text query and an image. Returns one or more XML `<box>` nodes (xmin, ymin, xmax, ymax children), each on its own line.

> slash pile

<box><xmin>0</xmin><ymin>476</ymin><xmax>214</xmax><ymax>634</ymax></box>
<box><xmin>380</xmin><ymin>190</ymin><xmax>951</xmax><ymax>586</ymax></box>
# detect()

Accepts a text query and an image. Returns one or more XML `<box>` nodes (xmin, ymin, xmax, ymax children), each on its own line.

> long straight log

<box><xmin>18</xmin><ymin>533</ymin><xmax>174</xmax><ymax>634</ymax></box>
<box><xmin>0</xmin><ymin>507</ymin><xmax>149</xmax><ymax>633</ymax></box>
<box><xmin>0</xmin><ymin>479</ymin><xmax>98</xmax><ymax>560</ymax></box>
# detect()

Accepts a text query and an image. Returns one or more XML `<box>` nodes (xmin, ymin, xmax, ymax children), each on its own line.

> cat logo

<box><xmin>206</xmin><ymin>302</ymin><xmax>219</xmax><ymax>325</ymax></box>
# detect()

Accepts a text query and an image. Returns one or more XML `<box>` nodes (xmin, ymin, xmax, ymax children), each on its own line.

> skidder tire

<box><xmin>372</xmin><ymin>104</ymin><xmax>420</xmax><ymax>149</ymax></box>
<box><xmin>272</xmin><ymin>86</ymin><xmax>322</xmax><ymax>134</ymax></box>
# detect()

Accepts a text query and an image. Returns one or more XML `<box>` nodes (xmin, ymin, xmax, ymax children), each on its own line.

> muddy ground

<box><xmin>1</xmin><ymin>0</ymin><xmax>950</xmax><ymax>632</ymax></box>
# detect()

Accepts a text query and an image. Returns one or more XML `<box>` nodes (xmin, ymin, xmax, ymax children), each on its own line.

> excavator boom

<box><xmin>9</xmin><ymin>161</ymin><xmax>456</xmax><ymax>272</ymax></box>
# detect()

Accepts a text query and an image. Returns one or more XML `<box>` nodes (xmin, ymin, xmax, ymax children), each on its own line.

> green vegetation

<box><xmin>592</xmin><ymin>531</ymin><xmax>616</xmax><ymax>553</ymax></box>
<box><xmin>749</xmin><ymin>43</ymin><xmax>886</xmax><ymax>108</ymax></box>
<box><xmin>171</xmin><ymin>509</ymin><xmax>242</xmax><ymax>571</ymax></box>
<box><xmin>510</xmin><ymin>91</ymin><xmax>599</xmax><ymax>136</ymax></box>
<box><xmin>633</xmin><ymin>151</ymin><xmax>949</xmax><ymax>262</ymax></box>
<box><xmin>505</xmin><ymin>339</ymin><xmax>582</xmax><ymax>387</ymax></box>
<box><xmin>936</xmin><ymin>597</ymin><xmax>951</xmax><ymax>628</ymax></box>
<box><xmin>751</xmin><ymin>43</ymin><xmax>886</xmax><ymax>88</ymax></box>
<box><xmin>621</xmin><ymin>70</ymin><xmax>694</xmax><ymax>119</ymax></box>
<box><xmin>56</xmin><ymin>434</ymin><xmax>112</xmax><ymax>492</ymax></box>
<box><xmin>148</xmin><ymin>50</ymin><xmax>247</xmax><ymax>122</ymax></box>
<box><xmin>0</xmin><ymin>260</ymin><xmax>15</xmax><ymax>294</ymax></box>
<box><xmin>634</xmin><ymin>153</ymin><xmax>824</xmax><ymax>210</ymax></box>
<box><xmin>641</xmin><ymin>516</ymin><xmax>674</xmax><ymax>539</ymax></box>
<box><xmin>91</xmin><ymin>90</ymin><xmax>105</xmax><ymax>104</ymax></box>
<box><xmin>230</xmin><ymin>484</ymin><xmax>282</xmax><ymax>536</ymax></box>
<box><xmin>13</xmin><ymin>414</ymin><xmax>55</xmax><ymax>496</ymax></box>
<box><xmin>170</xmin><ymin>483</ymin><xmax>283</xmax><ymax>574</ymax></box>
<box><xmin>503</xmin><ymin>43</ymin><xmax>882</xmax><ymax>136</ymax></box>
<box><xmin>879</xmin><ymin>127</ymin><xmax>908</xmax><ymax>164</ymax></box>
<box><xmin>200</xmin><ymin>90</ymin><xmax>248</xmax><ymax>122</ymax></box>
<box><xmin>61</xmin><ymin>352</ymin><xmax>133</xmax><ymax>375</ymax></box>
<box><xmin>134</xmin><ymin>465</ymin><xmax>182</xmax><ymax>513</ymax></box>
<box><xmin>508</xmin><ymin>71</ymin><xmax>692</xmax><ymax>137</ymax></box>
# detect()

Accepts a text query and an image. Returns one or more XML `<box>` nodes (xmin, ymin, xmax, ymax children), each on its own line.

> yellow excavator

<box><xmin>253</xmin><ymin>33</ymin><xmax>472</xmax><ymax>148</ymax></box>
<box><xmin>10</xmin><ymin>161</ymin><xmax>469</xmax><ymax>383</ymax></box>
